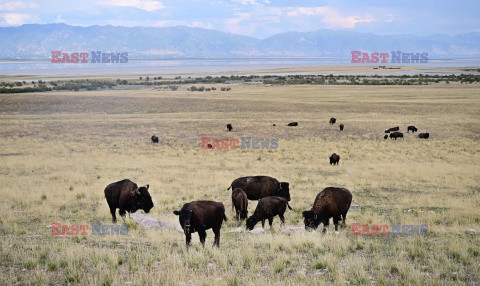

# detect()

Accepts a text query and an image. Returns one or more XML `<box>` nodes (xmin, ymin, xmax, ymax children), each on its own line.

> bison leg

<box><xmin>213</xmin><ymin>227</ymin><xmax>221</xmax><ymax>247</ymax></box>
<box><xmin>333</xmin><ymin>216</ymin><xmax>340</xmax><ymax>231</ymax></box>
<box><xmin>235</xmin><ymin>209</ymin><xmax>239</xmax><ymax>221</ymax></box>
<box><xmin>185</xmin><ymin>232</ymin><xmax>192</xmax><ymax>247</ymax></box>
<box><xmin>268</xmin><ymin>217</ymin><xmax>274</xmax><ymax>230</ymax></box>
<box><xmin>341</xmin><ymin>213</ymin><xmax>347</xmax><ymax>228</ymax></box>
<box><xmin>119</xmin><ymin>208</ymin><xmax>127</xmax><ymax>223</ymax></box>
<box><xmin>322</xmin><ymin>219</ymin><xmax>329</xmax><ymax>233</ymax></box>
<box><xmin>110</xmin><ymin>207</ymin><xmax>117</xmax><ymax>223</ymax></box>
<box><xmin>279</xmin><ymin>213</ymin><xmax>285</xmax><ymax>227</ymax></box>
<box><xmin>198</xmin><ymin>230</ymin><xmax>207</xmax><ymax>247</ymax></box>
<box><xmin>261</xmin><ymin>219</ymin><xmax>265</xmax><ymax>229</ymax></box>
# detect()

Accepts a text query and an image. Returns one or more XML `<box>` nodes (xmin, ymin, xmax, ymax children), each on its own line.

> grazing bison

<box><xmin>173</xmin><ymin>201</ymin><xmax>227</xmax><ymax>247</ymax></box>
<box><xmin>227</xmin><ymin>176</ymin><xmax>290</xmax><ymax>201</ymax></box>
<box><xmin>384</xmin><ymin>135</ymin><xmax>388</xmax><ymax>140</ymax></box>
<box><xmin>329</xmin><ymin>153</ymin><xmax>340</xmax><ymax>165</ymax></box>
<box><xmin>329</xmin><ymin>118</ymin><xmax>336</xmax><ymax>125</ymax></box>
<box><xmin>385</xmin><ymin>126</ymin><xmax>400</xmax><ymax>133</ymax></box>
<box><xmin>104</xmin><ymin>179</ymin><xmax>154</xmax><ymax>223</ymax></box>
<box><xmin>389</xmin><ymin>132</ymin><xmax>404</xmax><ymax>140</ymax></box>
<box><xmin>273</xmin><ymin>124</ymin><xmax>276</xmax><ymax>126</ymax></box>
<box><xmin>339</xmin><ymin>124</ymin><xmax>344</xmax><ymax>131</ymax></box>
<box><xmin>287</xmin><ymin>122</ymin><xmax>298</xmax><ymax>126</ymax></box>
<box><xmin>232</xmin><ymin>188</ymin><xmax>248</xmax><ymax>220</ymax></box>
<box><xmin>246</xmin><ymin>196</ymin><xmax>292</xmax><ymax>230</ymax></box>
<box><xmin>407</xmin><ymin>126</ymin><xmax>417</xmax><ymax>133</ymax></box>
<box><xmin>418</xmin><ymin>133</ymin><xmax>430</xmax><ymax>139</ymax></box>
<box><xmin>302</xmin><ymin>187</ymin><xmax>352</xmax><ymax>232</ymax></box>
<box><xmin>227</xmin><ymin>124</ymin><xmax>233</xmax><ymax>131</ymax></box>
<box><xmin>151</xmin><ymin>135</ymin><xmax>159</xmax><ymax>143</ymax></box>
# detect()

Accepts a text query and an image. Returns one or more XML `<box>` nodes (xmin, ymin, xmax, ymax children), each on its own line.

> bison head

<box><xmin>302</xmin><ymin>210</ymin><xmax>322</xmax><ymax>230</ymax></box>
<box><xmin>174</xmin><ymin>209</ymin><xmax>194</xmax><ymax>234</ymax></box>
<box><xmin>133</xmin><ymin>184</ymin><xmax>154</xmax><ymax>213</ymax></box>
<box><xmin>245</xmin><ymin>216</ymin><xmax>257</xmax><ymax>230</ymax></box>
<box><xmin>276</xmin><ymin>182</ymin><xmax>290</xmax><ymax>201</ymax></box>
<box><xmin>240</xmin><ymin>210</ymin><xmax>248</xmax><ymax>220</ymax></box>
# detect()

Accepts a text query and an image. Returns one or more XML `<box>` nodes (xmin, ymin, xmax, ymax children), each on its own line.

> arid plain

<box><xmin>0</xmin><ymin>81</ymin><xmax>479</xmax><ymax>285</ymax></box>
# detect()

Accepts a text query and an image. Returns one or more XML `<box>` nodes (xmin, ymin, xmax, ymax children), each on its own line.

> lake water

<box><xmin>1</xmin><ymin>57</ymin><xmax>479</xmax><ymax>77</ymax></box>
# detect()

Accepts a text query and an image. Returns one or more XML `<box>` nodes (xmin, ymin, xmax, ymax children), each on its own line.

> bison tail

<box><xmin>286</xmin><ymin>202</ymin><xmax>293</xmax><ymax>210</ymax></box>
<box><xmin>227</xmin><ymin>185</ymin><xmax>232</xmax><ymax>190</ymax></box>
<box><xmin>223</xmin><ymin>214</ymin><xmax>228</xmax><ymax>222</ymax></box>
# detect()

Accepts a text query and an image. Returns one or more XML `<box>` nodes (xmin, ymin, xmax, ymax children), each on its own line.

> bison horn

<box><xmin>145</xmin><ymin>184</ymin><xmax>149</xmax><ymax>190</ymax></box>
<box><xmin>134</xmin><ymin>188</ymin><xmax>141</xmax><ymax>195</ymax></box>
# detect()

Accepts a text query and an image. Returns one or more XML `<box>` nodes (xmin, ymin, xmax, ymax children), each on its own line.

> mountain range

<box><xmin>0</xmin><ymin>23</ymin><xmax>479</xmax><ymax>58</ymax></box>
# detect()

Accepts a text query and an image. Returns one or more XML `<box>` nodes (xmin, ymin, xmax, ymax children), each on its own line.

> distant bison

<box><xmin>329</xmin><ymin>118</ymin><xmax>336</xmax><ymax>125</ymax></box>
<box><xmin>227</xmin><ymin>124</ymin><xmax>233</xmax><ymax>131</ymax></box>
<box><xmin>246</xmin><ymin>196</ymin><xmax>292</xmax><ymax>230</ymax></box>
<box><xmin>302</xmin><ymin>187</ymin><xmax>352</xmax><ymax>232</ymax></box>
<box><xmin>418</xmin><ymin>133</ymin><xmax>430</xmax><ymax>139</ymax></box>
<box><xmin>151</xmin><ymin>135</ymin><xmax>159</xmax><ymax>143</ymax></box>
<box><xmin>407</xmin><ymin>126</ymin><xmax>417</xmax><ymax>133</ymax></box>
<box><xmin>273</xmin><ymin>124</ymin><xmax>276</xmax><ymax>126</ymax></box>
<box><xmin>384</xmin><ymin>135</ymin><xmax>388</xmax><ymax>140</ymax></box>
<box><xmin>227</xmin><ymin>176</ymin><xmax>290</xmax><ymax>201</ymax></box>
<box><xmin>207</xmin><ymin>144</ymin><xmax>213</xmax><ymax>149</ymax></box>
<box><xmin>385</xmin><ymin>126</ymin><xmax>400</xmax><ymax>133</ymax></box>
<box><xmin>339</xmin><ymin>124</ymin><xmax>344</xmax><ymax>131</ymax></box>
<box><xmin>232</xmin><ymin>188</ymin><xmax>248</xmax><ymax>220</ymax></box>
<box><xmin>287</xmin><ymin>122</ymin><xmax>298</xmax><ymax>126</ymax></box>
<box><xmin>329</xmin><ymin>153</ymin><xmax>340</xmax><ymax>165</ymax></box>
<box><xmin>104</xmin><ymin>179</ymin><xmax>154</xmax><ymax>223</ymax></box>
<box><xmin>389</xmin><ymin>132</ymin><xmax>404</xmax><ymax>140</ymax></box>
<box><xmin>173</xmin><ymin>201</ymin><xmax>227</xmax><ymax>247</ymax></box>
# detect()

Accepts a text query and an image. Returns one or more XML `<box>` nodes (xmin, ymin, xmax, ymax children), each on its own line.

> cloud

<box><xmin>188</xmin><ymin>21</ymin><xmax>213</xmax><ymax>29</ymax></box>
<box><xmin>0</xmin><ymin>1</ymin><xmax>37</xmax><ymax>11</ymax></box>
<box><xmin>1</xmin><ymin>13</ymin><xmax>32</xmax><ymax>25</ymax></box>
<box><xmin>286</xmin><ymin>7</ymin><xmax>380</xmax><ymax>29</ymax></box>
<box><xmin>100</xmin><ymin>0</ymin><xmax>164</xmax><ymax>12</ymax></box>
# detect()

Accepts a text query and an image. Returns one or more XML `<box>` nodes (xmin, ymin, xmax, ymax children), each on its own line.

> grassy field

<box><xmin>0</xmin><ymin>82</ymin><xmax>479</xmax><ymax>285</ymax></box>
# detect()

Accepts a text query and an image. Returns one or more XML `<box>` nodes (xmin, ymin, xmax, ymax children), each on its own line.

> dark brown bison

<box><xmin>407</xmin><ymin>126</ymin><xmax>417</xmax><ymax>133</ymax></box>
<box><xmin>104</xmin><ymin>179</ymin><xmax>154</xmax><ymax>223</ymax></box>
<box><xmin>339</xmin><ymin>124</ymin><xmax>344</xmax><ymax>131</ymax></box>
<box><xmin>173</xmin><ymin>201</ymin><xmax>227</xmax><ymax>247</ymax></box>
<box><xmin>418</xmin><ymin>133</ymin><xmax>430</xmax><ymax>139</ymax></box>
<box><xmin>287</xmin><ymin>122</ymin><xmax>298</xmax><ymax>126</ymax></box>
<box><xmin>227</xmin><ymin>124</ymin><xmax>233</xmax><ymax>131</ymax></box>
<box><xmin>389</xmin><ymin>132</ymin><xmax>404</xmax><ymax>140</ymax></box>
<box><xmin>329</xmin><ymin>153</ymin><xmax>340</xmax><ymax>165</ymax></box>
<box><xmin>151</xmin><ymin>135</ymin><xmax>159</xmax><ymax>143</ymax></box>
<box><xmin>207</xmin><ymin>143</ymin><xmax>213</xmax><ymax>149</ymax></box>
<box><xmin>227</xmin><ymin>176</ymin><xmax>290</xmax><ymax>201</ymax></box>
<box><xmin>384</xmin><ymin>135</ymin><xmax>388</xmax><ymax>140</ymax></box>
<box><xmin>273</xmin><ymin>124</ymin><xmax>276</xmax><ymax>126</ymax></box>
<box><xmin>302</xmin><ymin>187</ymin><xmax>352</xmax><ymax>232</ymax></box>
<box><xmin>329</xmin><ymin>118</ymin><xmax>336</xmax><ymax>125</ymax></box>
<box><xmin>246</xmin><ymin>196</ymin><xmax>292</xmax><ymax>230</ymax></box>
<box><xmin>385</xmin><ymin>126</ymin><xmax>400</xmax><ymax>133</ymax></box>
<box><xmin>232</xmin><ymin>188</ymin><xmax>248</xmax><ymax>220</ymax></box>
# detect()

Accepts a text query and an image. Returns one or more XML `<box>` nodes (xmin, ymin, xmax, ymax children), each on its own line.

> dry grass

<box><xmin>0</xmin><ymin>83</ymin><xmax>479</xmax><ymax>285</ymax></box>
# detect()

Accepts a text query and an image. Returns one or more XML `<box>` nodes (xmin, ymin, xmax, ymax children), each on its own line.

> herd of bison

<box><xmin>108</xmin><ymin>118</ymin><xmax>428</xmax><ymax>247</ymax></box>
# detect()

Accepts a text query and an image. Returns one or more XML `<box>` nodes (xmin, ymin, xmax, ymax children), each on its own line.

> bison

<box><xmin>232</xmin><ymin>188</ymin><xmax>248</xmax><ymax>220</ymax></box>
<box><xmin>407</xmin><ymin>126</ymin><xmax>417</xmax><ymax>133</ymax></box>
<box><xmin>418</xmin><ymin>133</ymin><xmax>430</xmax><ymax>139</ymax></box>
<box><xmin>384</xmin><ymin>135</ymin><xmax>388</xmax><ymax>140</ymax></box>
<box><xmin>389</xmin><ymin>131</ymin><xmax>404</xmax><ymax>140</ymax></box>
<box><xmin>246</xmin><ymin>196</ymin><xmax>292</xmax><ymax>230</ymax></box>
<box><xmin>227</xmin><ymin>124</ymin><xmax>233</xmax><ymax>131</ymax></box>
<box><xmin>302</xmin><ymin>187</ymin><xmax>352</xmax><ymax>232</ymax></box>
<box><xmin>173</xmin><ymin>201</ymin><xmax>227</xmax><ymax>247</ymax></box>
<box><xmin>339</xmin><ymin>124</ymin><xmax>344</xmax><ymax>131</ymax></box>
<box><xmin>385</xmin><ymin>126</ymin><xmax>400</xmax><ymax>133</ymax></box>
<box><xmin>329</xmin><ymin>153</ymin><xmax>340</xmax><ymax>165</ymax></box>
<box><xmin>329</xmin><ymin>118</ymin><xmax>336</xmax><ymax>125</ymax></box>
<box><xmin>151</xmin><ymin>135</ymin><xmax>159</xmax><ymax>143</ymax></box>
<box><xmin>287</xmin><ymin>122</ymin><xmax>298</xmax><ymax>126</ymax></box>
<box><xmin>104</xmin><ymin>179</ymin><xmax>154</xmax><ymax>223</ymax></box>
<box><xmin>273</xmin><ymin>124</ymin><xmax>276</xmax><ymax>126</ymax></box>
<box><xmin>207</xmin><ymin>143</ymin><xmax>213</xmax><ymax>149</ymax></box>
<box><xmin>227</xmin><ymin>176</ymin><xmax>290</xmax><ymax>201</ymax></box>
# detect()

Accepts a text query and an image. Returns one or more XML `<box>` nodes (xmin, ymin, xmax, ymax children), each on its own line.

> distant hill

<box><xmin>0</xmin><ymin>23</ymin><xmax>479</xmax><ymax>58</ymax></box>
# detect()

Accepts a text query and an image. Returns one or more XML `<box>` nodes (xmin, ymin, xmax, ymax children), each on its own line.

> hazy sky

<box><xmin>0</xmin><ymin>0</ymin><xmax>479</xmax><ymax>38</ymax></box>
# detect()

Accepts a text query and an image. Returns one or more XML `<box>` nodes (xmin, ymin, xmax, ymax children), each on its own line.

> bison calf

<box><xmin>104</xmin><ymin>179</ymin><xmax>154</xmax><ymax>223</ymax></box>
<box><xmin>339</xmin><ymin>124</ymin><xmax>344</xmax><ymax>131</ymax></box>
<box><xmin>246</xmin><ymin>196</ymin><xmax>292</xmax><ymax>230</ymax></box>
<box><xmin>287</xmin><ymin>122</ymin><xmax>298</xmax><ymax>126</ymax></box>
<box><xmin>329</xmin><ymin>118</ymin><xmax>336</xmax><ymax>125</ymax></box>
<box><xmin>151</xmin><ymin>135</ymin><xmax>159</xmax><ymax>143</ymax></box>
<box><xmin>407</xmin><ymin>126</ymin><xmax>417</xmax><ymax>133</ymax></box>
<box><xmin>232</xmin><ymin>188</ymin><xmax>248</xmax><ymax>220</ymax></box>
<box><xmin>329</xmin><ymin>153</ymin><xmax>340</xmax><ymax>165</ymax></box>
<box><xmin>302</xmin><ymin>187</ymin><xmax>352</xmax><ymax>232</ymax></box>
<box><xmin>174</xmin><ymin>201</ymin><xmax>227</xmax><ymax>247</ymax></box>
<box><xmin>227</xmin><ymin>124</ymin><xmax>233</xmax><ymax>131</ymax></box>
<box><xmin>418</xmin><ymin>133</ymin><xmax>430</xmax><ymax>139</ymax></box>
<box><xmin>390</xmin><ymin>132</ymin><xmax>404</xmax><ymax>140</ymax></box>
